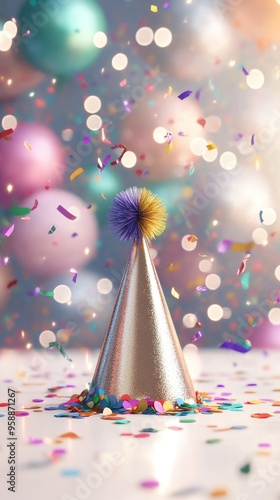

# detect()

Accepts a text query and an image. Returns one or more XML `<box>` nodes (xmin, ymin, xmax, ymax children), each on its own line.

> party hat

<box><xmin>92</xmin><ymin>187</ymin><xmax>195</xmax><ymax>402</ymax></box>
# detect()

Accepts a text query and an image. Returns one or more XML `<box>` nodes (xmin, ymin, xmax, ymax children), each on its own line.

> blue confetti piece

<box><xmin>62</xmin><ymin>469</ymin><xmax>81</xmax><ymax>477</ymax></box>
<box><xmin>259</xmin><ymin>210</ymin><xmax>264</xmax><ymax>223</ymax></box>
<box><xmin>54</xmin><ymin>413</ymin><xmax>84</xmax><ymax>419</ymax></box>
<box><xmin>0</xmin><ymin>414</ymin><xmax>5</xmax><ymax>417</ymax></box>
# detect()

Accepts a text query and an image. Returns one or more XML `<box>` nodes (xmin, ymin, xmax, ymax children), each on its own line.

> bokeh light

<box><xmin>53</xmin><ymin>285</ymin><xmax>72</xmax><ymax>304</ymax></box>
<box><xmin>207</xmin><ymin>304</ymin><xmax>223</xmax><ymax>321</ymax></box>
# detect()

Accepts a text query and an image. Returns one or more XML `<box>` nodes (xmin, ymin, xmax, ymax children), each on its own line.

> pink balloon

<box><xmin>0</xmin><ymin>122</ymin><xmax>65</xmax><ymax>207</ymax></box>
<box><xmin>0</xmin><ymin>49</ymin><xmax>45</xmax><ymax>101</ymax></box>
<box><xmin>8</xmin><ymin>189</ymin><xmax>99</xmax><ymax>276</ymax></box>
<box><xmin>120</xmin><ymin>91</ymin><xmax>204</xmax><ymax>180</ymax></box>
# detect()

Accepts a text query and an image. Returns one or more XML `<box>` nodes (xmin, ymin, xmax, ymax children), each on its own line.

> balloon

<box><xmin>226</xmin><ymin>0</ymin><xmax>280</xmax><ymax>48</ymax></box>
<box><xmin>0</xmin><ymin>122</ymin><xmax>65</xmax><ymax>207</ymax></box>
<box><xmin>120</xmin><ymin>91</ymin><xmax>204</xmax><ymax>180</ymax></box>
<box><xmin>137</xmin><ymin>1</ymin><xmax>235</xmax><ymax>81</ymax></box>
<box><xmin>8</xmin><ymin>189</ymin><xmax>99</xmax><ymax>276</ymax></box>
<box><xmin>0</xmin><ymin>41</ymin><xmax>45</xmax><ymax>101</ymax></box>
<box><xmin>18</xmin><ymin>0</ymin><xmax>106</xmax><ymax>76</ymax></box>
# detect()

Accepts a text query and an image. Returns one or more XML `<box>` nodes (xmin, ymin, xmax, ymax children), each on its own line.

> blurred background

<box><xmin>1</xmin><ymin>0</ymin><xmax>280</xmax><ymax>352</ymax></box>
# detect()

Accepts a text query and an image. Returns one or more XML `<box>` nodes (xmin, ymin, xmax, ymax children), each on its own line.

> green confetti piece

<box><xmin>114</xmin><ymin>420</ymin><xmax>131</xmax><ymax>424</ymax></box>
<box><xmin>179</xmin><ymin>419</ymin><xmax>196</xmax><ymax>423</ymax></box>
<box><xmin>206</xmin><ymin>439</ymin><xmax>222</xmax><ymax>444</ymax></box>
<box><xmin>240</xmin><ymin>463</ymin><xmax>251</xmax><ymax>474</ymax></box>
<box><xmin>241</xmin><ymin>272</ymin><xmax>251</xmax><ymax>290</ymax></box>
<box><xmin>48</xmin><ymin>225</ymin><xmax>56</xmax><ymax>234</ymax></box>
<box><xmin>48</xmin><ymin>341</ymin><xmax>72</xmax><ymax>362</ymax></box>
<box><xmin>39</xmin><ymin>289</ymin><xmax>54</xmax><ymax>297</ymax></box>
<box><xmin>11</xmin><ymin>206</ymin><xmax>31</xmax><ymax>216</ymax></box>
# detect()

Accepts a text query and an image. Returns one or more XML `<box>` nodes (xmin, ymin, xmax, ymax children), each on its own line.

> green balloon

<box><xmin>19</xmin><ymin>0</ymin><xmax>106</xmax><ymax>76</ymax></box>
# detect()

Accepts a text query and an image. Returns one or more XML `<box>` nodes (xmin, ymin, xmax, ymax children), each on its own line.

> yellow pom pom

<box><xmin>138</xmin><ymin>187</ymin><xmax>167</xmax><ymax>241</ymax></box>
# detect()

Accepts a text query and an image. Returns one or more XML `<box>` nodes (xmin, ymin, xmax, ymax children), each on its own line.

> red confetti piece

<box><xmin>110</xmin><ymin>144</ymin><xmax>127</xmax><ymax>165</ymax></box>
<box><xmin>178</xmin><ymin>90</ymin><xmax>192</xmax><ymax>100</ymax></box>
<box><xmin>31</xmin><ymin>199</ymin><xmax>39</xmax><ymax>211</ymax></box>
<box><xmin>57</xmin><ymin>205</ymin><xmax>77</xmax><ymax>220</ymax></box>
<box><xmin>134</xmin><ymin>433</ymin><xmax>150</xmax><ymax>438</ymax></box>
<box><xmin>237</xmin><ymin>253</ymin><xmax>251</xmax><ymax>275</ymax></box>
<box><xmin>0</xmin><ymin>403</ymin><xmax>8</xmax><ymax>407</ymax></box>
<box><xmin>197</xmin><ymin>118</ymin><xmax>206</xmax><ymax>128</ymax></box>
<box><xmin>251</xmin><ymin>413</ymin><xmax>272</xmax><ymax>419</ymax></box>
<box><xmin>0</xmin><ymin>128</ymin><xmax>14</xmax><ymax>139</ymax></box>
<box><xmin>7</xmin><ymin>279</ymin><xmax>18</xmax><ymax>289</ymax></box>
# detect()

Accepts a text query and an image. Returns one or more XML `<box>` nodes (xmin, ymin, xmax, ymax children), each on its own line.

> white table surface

<box><xmin>0</xmin><ymin>347</ymin><xmax>280</xmax><ymax>500</ymax></box>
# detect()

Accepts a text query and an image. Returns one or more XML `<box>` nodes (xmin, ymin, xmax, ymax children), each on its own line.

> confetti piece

<box><xmin>2</xmin><ymin>224</ymin><xmax>15</xmax><ymax>237</ymax></box>
<box><xmin>206</xmin><ymin>439</ymin><xmax>221</xmax><ymax>444</ymax></box>
<box><xmin>251</xmin><ymin>134</ymin><xmax>255</xmax><ymax>145</ymax></box>
<box><xmin>57</xmin><ymin>205</ymin><xmax>77</xmax><ymax>220</ymax></box>
<box><xmin>195</xmin><ymin>88</ymin><xmax>202</xmax><ymax>100</ymax></box>
<box><xmin>187</xmin><ymin>234</ymin><xmax>198</xmax><ymax>242</ymax></box>
<box><xmin>251</xmin><ymin>413</ymin><xmax>272</xmax><ymax>419</ymax></box>
<box><xmin>237</xmin><ymin>253</ymin><xmax>251</xmax><ymax>275</ymax></box>
<box><xmin>207</xmin><ymin>143</ymin><xmax>217</xmax><ymax>150</ymax></box>
<box><xmin>150</xmin><ymin>5</ymin><xmax>158</xmax><ymax>12</ymax></box>
<box><xmin>101</xmin><ymin>127</ymin><xmax>111</xmax><ymax>145</ymax></box>
<box><xmin>259</xmin><ymin>210</ymin><xmax>264</xmax><ymax>223</ymax></box>
<box><xmin>164</xmin><ymin>86</ymin><xmax>172</xmax><ymax>98</ymax></box>
<box><xmin>70</xmin><ymin>167</ymin><xmax>84</xmax><ymax>181</ymax></box>
<box><xmin>0</xmin><ymin>128</ymin><xmax>14</xmax><ymax>139</ymax></box>
<box><xmin>31</xmin><ymin>199</ymin><xmax>38</xmax><ymax>211</ymax></box>
<box><xmin>110</xmin><ymin>144</ymin><xmax>127</xmax><ymax>165</ymax></box>
<box><xmin>59</xmin><ymin>432</ymin><xmax>80</xmax><ymax>439</ymax></box>
<box><xmin>101</xmin><ymin>192</ymin><xmax>107</xmax><ymax>200</ymax></box>
<box><xmin>171</xmin><ymin>287</ymin><xmax>180</xmax><ymax>299</ymax></box>
<box><xmin>219</xmin><ymin>339</ymin><xmax>252</xmax><ymax>353</ymax></box>
<box><xmin>197</xmin><ymin>118</ymin><xmax>206</xmax><ymax>128</ymax></box>
<box><xmin>7</xmin><ymin>279</ymin><xmax>18</xmax><ymax>289</ymax></box>
<box><xmin>48</xmin><ymin>225</ymin><xmax>56</xmax><ymax>234</ymax></box>
<box><xmin>140</xmin><ymin>480</ymin><xmax>159</xmax><ymax>488</ymax></box>
<box><xmin>242</xmin><ymin>66</ymin><xmax>250</xmax><ymax>76</ymax></box>
<box><xmin>83</xmin><ymin>136</ymin><xmax>90</xmax><ymax>144</ymax></box>
<box><xmin>49</xmin><ymin>341</ymin><xmax>73</xmax><ymax>362</ymax></box>
<box><xmin>119</xmin><ymin>79</ymin><xmax>127</xmax><ymax>87</ymax></box>
<box><xmin>178</xmin><ymin>90</ymin><xmax>192</xmax><ymax>100</ymax></box>
<box><xmin>180</xmin><ymin>419</ymin><xmax>196</xmax><ymax>423</ymax></box>
<box><xmin>98</xmin><ymin>154</ymin><xmax>112</xmax><ymax>172</ymax></box>
<box><xmin>11</xmin><ymin>206</ymin><xmax>31</xmax><ymax>216</ymax></box>
<box><xmin>193</xmin><ymin>331</ymin><xmax>202</xmax><ymax>342</ymax></box>
<box><xmin>196</xmin><ymin>285</ymin><xmax>207</xmax><ymax>291</ymax></box>
<box><xmin>165</xmin><ymin>142</ymin><xmax>173</xmax><ymax>154</ymax></box>
<box><xmin>23</xmin><ymin>140</ymin><xmax>32</xmax><ymax>151</ymax></box>
<box><xmin>39</xmin><ymin>289</ymin><xmax>54</xmax><ymax>297</ymax></box>
<box><xmin>210</xmin><ymin>489</ymin><xmax>228</xmax><ymax>497</ymax></box>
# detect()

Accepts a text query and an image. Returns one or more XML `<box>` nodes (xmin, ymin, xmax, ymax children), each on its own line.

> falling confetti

<box><xmin>70</xmin><ymin>167</ymin><xmax>84</xmax><ymax>181</ymax></box>
<box><xmin>23</xmin><ymin>140</ymin><xmax>32</xmax><ymax>151</ymax></box>
<box><xmin>48</xmin><ymin>341</ymin><xmax>73</xmax><ymax>362</ymax></box>
<box><xmin>178</xmin><ymin>90</ymin><xmax>192</xmax><ymax>100</ymax></box>
<box><xmin>57</xmin><ymin>205</ymin><xmax>77</xmax><ymax>220</ymax></box>
<box><xmin>171</xmin><ymin>287</ymin><xmax>180</xmax><ymax>299</ymax></box>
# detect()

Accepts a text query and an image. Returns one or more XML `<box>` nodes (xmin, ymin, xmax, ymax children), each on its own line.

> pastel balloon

<box><xmin>0</xmin><ymin>45</ymin><xmax>45</xmax><ymax>101</ymax></box>
<box><xmin>19</xmin><ymin>0</ymin><xmax>106</xmax><ymax>76</ymax></box>
<box><xmin>120</xmin><ymin>91</ymin><xmax>204</xmax><ymax>180</ymax></box>
<box><xmin>8</xmin><ymin>189</ymin><xmax>99</xmax><ymax>276</ymax></box>
<box><xmin>0</xmin><ymin>122</ymin><xmax>65</xmax><ymax>207</ymax></box>
<box><xmin>227</xmin><ymin>0</ymin><xmax>280</xmax><ymax>48</ymax></box>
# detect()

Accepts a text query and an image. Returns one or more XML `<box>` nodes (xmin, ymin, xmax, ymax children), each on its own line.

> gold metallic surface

<box><xmin>93</xmin><ymin>239</ymin><xmax>195</xmax><ymax>401</ymax></box>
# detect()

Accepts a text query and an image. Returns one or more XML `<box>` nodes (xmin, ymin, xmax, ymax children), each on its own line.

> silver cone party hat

<box><xmin>93</xmin><ymin>234</ymin><xmax>195</xmax><ymax>401</ymax></box>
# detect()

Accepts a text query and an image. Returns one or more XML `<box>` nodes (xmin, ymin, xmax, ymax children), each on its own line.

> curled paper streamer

<box><xmin>49</xmin><ymin>341</ymin><xmax>72</xmax><ymax>362</ymax></box>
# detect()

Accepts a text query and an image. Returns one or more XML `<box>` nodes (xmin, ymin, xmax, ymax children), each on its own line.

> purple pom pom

<box><xmin>109</xmin><ymin>187</ymin><xmax>142</xmax><ymax>242</ymax></box>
